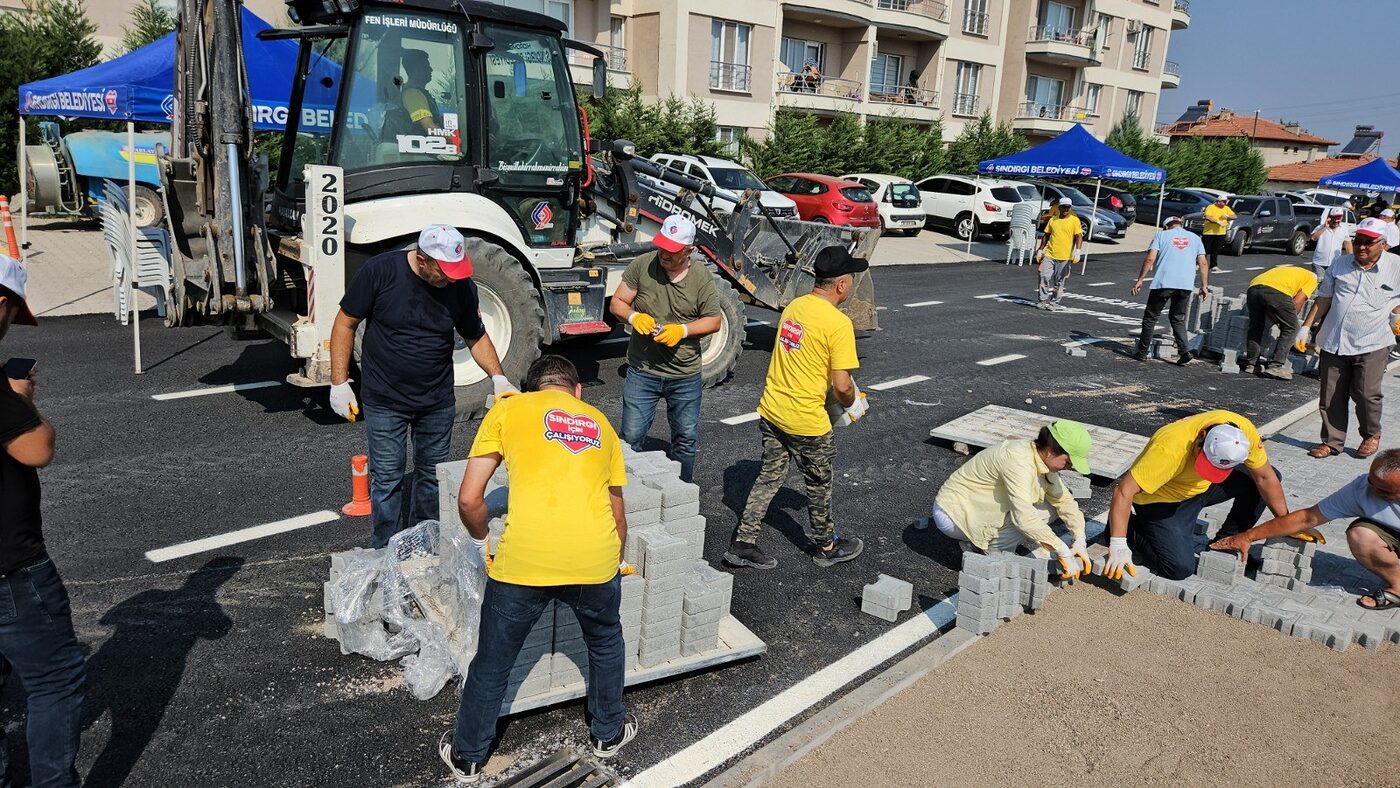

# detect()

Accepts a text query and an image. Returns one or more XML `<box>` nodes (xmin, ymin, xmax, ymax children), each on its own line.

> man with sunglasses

<box><xmin>1298</xmin><ymin>218</ymin><xmax>1400</xmax><ymax>459</ymax></box>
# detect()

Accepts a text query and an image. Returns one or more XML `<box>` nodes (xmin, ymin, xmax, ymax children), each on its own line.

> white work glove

<box><xmin>1101</xmin><ymin>536</ymin><xmax>1137</xmax><ymax>582</ymax></box>
<box><xmin>491</xmin><ymin>375</ymin><xmax>519</xmax><ymax>398</ymax></box>
<box><xmin>329</xmin><ymin>381</ymin><xmax>358</xmax><ymax>422</ymax></box>
<box><xmin>1051</xmin><ymin>543</ymin><xmax>1083</xmax><ymax>582</ymax></box>
<box><xmin>467</xmin><ymin>536</ymin><xmax>488</xmax><ymax>570</ymax></box>
<box><xmin>1071</xmin><ymin>247</ymin><xmax>1082</xmax><ymax>263</ymax></box>
<box><xmin>1294</xmin><ymin>326</ymin><xmax>1312</xmax><ymax>353</ymax></box>
<box><xmin>839</xmin><ymin>384</ymin><xmax>869</xmax><ymax>426</ymax></box>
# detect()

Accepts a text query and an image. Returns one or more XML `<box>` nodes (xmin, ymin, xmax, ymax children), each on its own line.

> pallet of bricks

<box><xmin>1194</xmin><ymin>286</ymin><xmax>1320</xmax><ymax>374</ymax></box>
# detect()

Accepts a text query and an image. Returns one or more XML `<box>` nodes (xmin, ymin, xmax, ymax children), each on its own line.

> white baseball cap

<box><xmin>654</xmin><ymin>214</ymin><xmax>697</xmax><ymax>253</ymax></box>
<box><xmin>1329</xmin><ymin>207</ymin><xmax>1346</xmax><ymax>217</ymax></box>
<box><xmin>1215</xmin><ymin>194</ymin><xmax>1229</xmax><ymax>202</ymax></box>
<box><xmin>1162</xmin><ymin>216</ymin><xmax>1182</xmax><ymax>228</ymax></box>
<box><xmin>418</xmin><ymin>224</ymin><xmax>473</xmax><ymax>279</ymax></box>
<box><xmin>0</xmin><ymin>254</ymin><xmax>36</xmax><ymax>326</ymax></box>
<box><xmin>1057</xmin><ymin>197</ymin><xmax>1072</xmax><ymax>206</ymax></box>
<box><xmin>1355</xmin><ymin>217</ymin><xmax>1388</xmax><ymax>239</ymax></box>
<box><xmin>1383</xmin><ymin>208</ymin><xmax>1396</xmax><ymax>218</ymax></box>
<box><xmin>1196</xmin><ymin>424</ymin><xmax>1251</xmax><ymax>483</ymax></box>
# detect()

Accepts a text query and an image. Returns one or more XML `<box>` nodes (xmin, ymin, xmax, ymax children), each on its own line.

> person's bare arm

<box><xmin>1311</xmin><ymin>225</ymin><xmax>1326</xmax><ymax>241</ymax></box>
<box><xmin>1302</xmin><ymin>296</ymin><xmax>1332</xmax><ymax>331</ymax></box>
<box><xmin>1293</xmin><ymin>292</ymin><xmax>1308</xmax><ymax>314</ymax></box>
<box><xmin>609</xmin><ymin>281</ymin><xmax>640</xmax><ymax>322</ymax></box>
<box><xmin>1248</xmin><ymin>462</ymin><xmax>1289</xmax><ymax>519</ymax></box>
<box><xmin>683</xmin><ymin>315</ymin><xmax>722</xmax><ymax>339</ymax></box>
<box><xmin>1196</xmin><ymin>254</ymin><xmax>1210</xmax><ymax>298</ymax></box>
<box><xmin>5</xmin><ymin>376</ymin><xmax>54</xmax><ymax>468</ymax></box>
<box><xmin>330</xmin><ymin>309</ymin><xmax>362</xmax><ymax>386</ymax></box>
<box><xmin>610</xmin><ymin>486</ymin><xmax>627</xmax><ymax>563</ymax></box>
<box><xmin>830</xmin><ymin>368</ymin><xmax>856</xmax><ymax>408</ymax></box>
<box><xmin>1130</xmin><ymin>249</ymin><xmax>1158</xmax><ymax>295</ymax></box>
<box><xmin>466</xmin><ymin>333</ymin><xmax>504</xmax><ymax>378</ymax></box>
<box><xmin>1108</xmin><ymin>472</ymin><xmax>1142</xmax><ymax>539</ymax></box>
<box><xmin>1211</xmin><ymin>506</ymin><xmax>1327</xmax><ymax>557</ymax></box>
<box><xmin>458</xmin><ymin>454</ymin><xmax>502</xmax><ymax>540</ymax></box>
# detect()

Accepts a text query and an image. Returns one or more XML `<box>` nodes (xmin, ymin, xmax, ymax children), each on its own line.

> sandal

<box><xmin>1356</xmin><ymin>589</ymin><xmax>1400</xmax><ymax>611</ymax></box>
<box><xmin>1308</xmin><ymin>444</ymin><xmax>1341</xmax><ymax>459</ymax></box>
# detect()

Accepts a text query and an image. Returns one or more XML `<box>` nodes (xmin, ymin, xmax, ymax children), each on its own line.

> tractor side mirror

<box><xmin>592</xmin><ymin>57</ymin><xmax>607</xmax><ymax>99</ymax></box>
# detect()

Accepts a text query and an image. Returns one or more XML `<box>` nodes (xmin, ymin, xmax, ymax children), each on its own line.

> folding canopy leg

<box><xmin>129</xmin><ymin>121</ymin><xmax>142</xmax><ymax>374</ymax></box>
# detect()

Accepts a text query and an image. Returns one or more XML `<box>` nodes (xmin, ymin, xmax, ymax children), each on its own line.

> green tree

<box><xmin>945</xmin><ymin>112</ymin><xmax>1027</xmax><ymax>176</ymax></box>
<box><xmin>855</xmin><ymin>117</ymin><xmax>946</xmax><ymax>179</ymax></box>
<box><xmin>579</xmin><ymin>85</ymin><xmax>726</xmax><ymax>159</ymax></box>
<box><xmin>0</xmin><ymin>0</ymin><xmax>103</xmax><ymax>194</ymax></box>
<box><xmin>1161</xmin><ymin>136</ymin><xmax>1266</xmax><ymax>196</ymax></box>
<box><xmin>121</xmin><ymin>0</ymin><xmax>175</xmax><ymax>54</ymax></box>
<box><xmin>815</xmin><ymin>112</ymin><xmax>863</xmax><ymax>176</ymax></box>
<box><xmin>742</xmin><ymin>111</ymin><xmax>823</xmax><ymax>177</ymax></box>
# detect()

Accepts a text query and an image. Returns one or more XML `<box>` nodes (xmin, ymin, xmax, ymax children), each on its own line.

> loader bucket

<box><xmin>840</xmin><ymin>268</ymin><xmax>878</xmax><ymax>331</ymax></box>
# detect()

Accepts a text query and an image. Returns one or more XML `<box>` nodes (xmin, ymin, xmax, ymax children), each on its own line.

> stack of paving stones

<box><xmin>1201</xmin><ymin>293</ymin><xmax>1319</xmax><ymax>375</ymax></box>
<box><xmin>860</xmin><ymin>574</ymin><xmax>914</xmax><ymax>622</ymax></box>
<box><xmin>954</xmin><ymin>552</ymin><xmax>1055</xmax><ymax>635</ymax></box>
<box><xmin>1256</xmin><ymin>537</ymin><xmax>1316</xmax><ymax>590</ymax></box>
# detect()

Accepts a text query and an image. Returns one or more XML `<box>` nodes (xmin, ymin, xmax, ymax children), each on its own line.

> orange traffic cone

<box><xmin>0</xmin><ymin>196</ymin><xmax>20</xmax><ymax>260</ymax></box>
<box><xmin>342</xmin><ymin>454</ymin><xmax>372</xmax><ymax>517</ymax></box>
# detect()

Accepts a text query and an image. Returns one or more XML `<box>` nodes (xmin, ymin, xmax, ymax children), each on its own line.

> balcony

<box><xmin>1162</xmin><ymin>59</ymin><xmax>1180</xmax><ymax>88</ymax></box>
<box><xmin>1131</xmin><ymin>49</ymin><xmax>1151</xmax><ymax>71</ymax></box>
<box><xmin>868</xmin><ymin>0</ymin><xmax>950</xmax><ymax>40</ymax></box>
<box><xmin>1011</xmin><ymin>102</ymin><xmax>1091</xmax><ymax>136</ymax></box>
<box><xmin>1172</xmin><ymin>0</ymin><xmax>1190</xmax><ymax>29</ymax></box>
<box><xmin>950</xmin><ymin>92</ymin><xmax>979</xmax><ymax>117</ymax></box>
<box><xmin>709</xmin><ymin>61</ymin><xmax>753</xmax><ymax>93</ymax></box>
<box><xmin>961</xmin><ymin>9</ymin><xmax>989</xmax><ymax>36</ymax></box>
<box><xmin>867</xmin><ymin>84</ymin><xmax>940</xmax><ymax>121</ymax></box>
<box><xmin>776</xmin><ymin>72</ymin><xmax>863</xmax><ymax>114</ymax></box>
<box><xmin>1025</xmin><ymin>25</ymin><xmax>1101</xmax><ymax>66</ymax></box>
<box><xmin>567</xmin><ymin>45</ymin><xmax>629</xmax><ymax>88</ymax></box>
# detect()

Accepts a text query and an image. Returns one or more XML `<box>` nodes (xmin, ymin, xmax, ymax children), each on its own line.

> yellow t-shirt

<box><xmin>1129</xmin><ymin>410</ymin><xmax>1268</xmax><ymax>505</ymax></box>
<box><xmin>1043</xmin><ymin>215</ymin><xmax>1081</xmax><ymax>261</ymax></box>
<box><xmin>1250</xmin><ymin>265</ymin><xmax>1318</xmax><ymax>299</ymax></box>
<box><xmin>757</xmin><ymin>293</ymin><xmax>860</xmax><ymax>437</ymax></box>
<box><xmin>1203</xmin><ymin>204</ymin><xmax>1235</xmax><ymax>236</ymax></box>
<box><xmin>402</xmin><ymin>87</ymin><xmax>434</xmax><ymax>124</ymax></box>
<box><xmin>469</xmin><ymin>389</ymin><xmax>626</xmax><ymax>586</ymax></box>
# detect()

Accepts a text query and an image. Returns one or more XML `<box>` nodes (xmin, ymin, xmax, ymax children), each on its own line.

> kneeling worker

<box><xmin>1103</xmin><ymin>411</ymin><xmax>1288</xmax><ymax>581</ymax></box>
<box><xmin>931</xmin><ymin>421</ymin><xmax>1094</xmax><ymax>578</ymax></box>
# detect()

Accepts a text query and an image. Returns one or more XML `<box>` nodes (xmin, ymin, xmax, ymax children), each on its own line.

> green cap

<box><xmin>1048</xmin><ymin>419</ymin><xmax>1092</xmax><ymax>475</ymax></box>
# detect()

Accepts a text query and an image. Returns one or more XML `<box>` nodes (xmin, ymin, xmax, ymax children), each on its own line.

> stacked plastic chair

<box><xmin>99</xmin><ymin>179</ymin><xmax>171</xmax><ymax>323</ymax></box>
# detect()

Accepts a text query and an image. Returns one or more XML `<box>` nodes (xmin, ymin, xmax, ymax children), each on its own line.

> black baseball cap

<box><xmin>813</xmin><ymin>245</ymin><xmax>869</xmax><ymax>279</ymax></box>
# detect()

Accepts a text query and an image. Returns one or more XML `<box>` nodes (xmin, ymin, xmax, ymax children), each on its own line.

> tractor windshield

<box><xmin>334</xmin><ymin>9</ymin><xmax>469</xmax><ymax>171</ymax></box>
<box><xmin>282</xmin><ymin>36</ymin><xmax>346</xmax><ymax>195</ymax></box>
<box><xmin>482</xmin><ymin>23</ymin><xmax>583</xmax><ymax>189</ymax></box>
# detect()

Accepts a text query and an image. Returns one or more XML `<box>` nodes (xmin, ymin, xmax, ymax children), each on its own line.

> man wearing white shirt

<box><xmin>1381</xmin><ymin>208</ymin><xmax>1400</xmax><ymax>248</ymax></box>
<box><xmin>1309</xmin><ymin>208</ymin><xmax>1352</xmax><ymax>278</ymax></box>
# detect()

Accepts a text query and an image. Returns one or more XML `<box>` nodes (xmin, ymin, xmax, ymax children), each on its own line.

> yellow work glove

<box><xmin>1068</xmin><ymin>537</ymin><xmax>1092</xmax><ymax>580</ymax></box>
<box><xmin>1391</xmin><ymin>314</ymin><xmax>1400</xmax><ymax>335</ymax></box>
<box><xmin>619</xmin><ymin>560</ymin><xmax>637</xmax><ymax>576</ymax></box>
<box><xmin>1045</xmin><ymin>541</ymin><xmax>1089</xmax><ymax>583</ymax></box>
<box><xmin>654</xmin><ymin>323</ymin><xmax>688</xmax><ymax>347</ymax></box>
<box><xmin>1289</xmin><ymin>529</ymin><xmax>1326</xmax><ymax>545</ymax></box>
<box><xmin>628</xmin><ymin>311</ymin><xmax>657</xmax><ymax>336</ymax></box>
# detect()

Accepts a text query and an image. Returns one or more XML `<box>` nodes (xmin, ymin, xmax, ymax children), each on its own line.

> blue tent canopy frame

<box><xmin>1318</xmin><ymin>157</ymin><xmax>1400</xmax><ymax>194</ymax></box>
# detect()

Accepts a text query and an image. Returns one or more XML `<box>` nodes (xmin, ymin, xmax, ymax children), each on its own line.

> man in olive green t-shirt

<box><xmin>608</xmin><ymin>215</ymin><xmax>722</xmax><ymax>482</ymax></box>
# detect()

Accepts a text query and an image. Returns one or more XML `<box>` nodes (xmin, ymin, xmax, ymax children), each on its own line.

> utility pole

<box><xmin>1252</xmin><ymin>109</ymin><xmax>1260</xmax><ymax>144</ymax></box>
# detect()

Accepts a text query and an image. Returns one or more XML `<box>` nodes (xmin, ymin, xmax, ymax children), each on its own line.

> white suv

<box><xmin>914</xmin><ymin>174</ymin><xmax>1039</xmax><ymax>240</ymax></box>
<box><xmin>649</xmin><ymin>153</ymin><xmax>799</xmax><ymax>219</ymax></box>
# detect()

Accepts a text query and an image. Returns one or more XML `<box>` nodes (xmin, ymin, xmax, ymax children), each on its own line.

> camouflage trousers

<box><xmin>737</xmin><ymin>418</ymin><xmax>837</xmax><ymax>546</ymax></box>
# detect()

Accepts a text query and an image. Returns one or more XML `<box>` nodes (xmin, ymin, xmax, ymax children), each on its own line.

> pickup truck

<box><xmin>1183</xmin><ymin>195</ymin><xmax>1311</xmax><ymax>257</ymax></box>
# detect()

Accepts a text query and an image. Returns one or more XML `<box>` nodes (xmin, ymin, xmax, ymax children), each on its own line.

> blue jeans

<box><xmin>0</xmin><ymin>557</ymin><xmax>86</xmax><ymax>788</ymax></box>
<box><xmin>452</xmin><ymin>576</ymin><xmax>625</xmax><ymax>762</ymax></box>
<box><xmin>621</xmin><ymin>368</ymin><xmax>702</xmax><ymax>482</ymax></box>
<box><xmin>1128</xmin><ymin>467</ymin><xmax>1281</xmax><ymax>580</ymax></box>
<box><xmin>363</xmin><ymin>404</ymin><xmax>457</xmax><ymax>548</ymax></box>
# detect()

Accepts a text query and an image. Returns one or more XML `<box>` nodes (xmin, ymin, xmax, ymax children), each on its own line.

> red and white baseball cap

<box><xmin>1329</xmin><ymin>207</ymin><xmax>1346</xmax><ymax>217</ymax></box>
<box><xmin>654</xmin><ymin>214</ymin><xmax>697</xmax><ymax>253</ymax></box>
<box><xmin>0</xmin><ymin>254</ymin><xmax>36</xmax><ymax>326</ymax></box>
<box><xmin>1196</xmin><ymin>424</ymin><xmax>1250</xmax><ymax>483</ymax></box>
<box><xmin>1355</xmin><ymin>217</ymin><xmax>1388</xmax><ymax>239</ymax></box>
<box><xmin>418</xmin><ymin>224</ymin><xmax>473</xmax><ymax>280</ymax></box>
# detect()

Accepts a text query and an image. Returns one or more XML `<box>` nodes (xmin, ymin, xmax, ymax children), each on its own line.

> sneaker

<box><xmin>1131</xmin><ymin>348</ymin><xmax>1149</xmax><ymax>361</ymax></box>
<box><xmin>812</xmin><ymin>536</ymin><xmax>864</xmax><ymax>567</ymax></box>
<box><xmin>438</xmin><ymin>732</ymin><xmax>484</xmax><ymax>784</ymax></box>
<box><xmin>1174</xmin><ymin>351</ymin><xmax>1195</xmax><ymax>367</ymax></box>
<box><xmin>591</xmin><ymin>714</ymin><xmax>639</xmax><ymax>759</ymax></box>
<box><xmin>1261</xmin><ymin>364</ymin><xmax>1293</xmax><ymax>380</ymax></box>
<box><xmin>722</xmin><ymin>541</ymin><xmax>778</xmax><ymax>570</ymax></box>
<box><xmin>1391</xmin><ymin>348</ymin><xmax>1400</xmax><ymax>361</ymax></box>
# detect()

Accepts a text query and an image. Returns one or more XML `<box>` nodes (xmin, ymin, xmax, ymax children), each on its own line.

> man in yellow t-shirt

<box><xmin>401</xmin><ymin>49</ymin><xmax>440</xmax><ymax>134</ymax></box>
<box><xmin>724</xmin><ymin>246</ymin><xmax>869</xmax><ymax>570</ymax></box>
<box><xmin>1244</xmin><ymin>265</ymin><xmax>1317</xmax><ymax>379</ymax></box>
<box><xmin>1035</xmin><ymin>198</ymin><xmax>1082</xmax><ymax>310</ymax></box>
<box><xmin>442</xmin><ymin>356</ymin><xmax>637</xmax><ymax>781</ymax></box>
<box><xmin>1101</xmin><ymin>410</ymin><xmax>1288</xmax><ymax>581</ymax></box>
<box><xmin>1201</xmin><ymin>194</ymin><xmax>1236</xmax><ymax>271</ymax></box>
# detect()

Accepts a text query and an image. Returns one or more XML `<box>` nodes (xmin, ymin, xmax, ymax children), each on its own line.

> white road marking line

<box><xmin>868</xmin><ymin>375</ymin><xmax>930</xmax><ymax>391</ymax></box>
<box><xmin>145</xmin><ymin>510</ymin><xmax>340</xmax><ymax>563</ymax></box>
<box><xmin>902</xmin><ymin>300</ymin><xmax>943</xmax><ymax>308</ymax></box>
<box><xmin>151</xmin><ymin>381</ymin><xmax>282</xmax><ymax>401</ymax></box>
<box><xmin>1245</xmin><ymin>266</ymin><xmax>1265</xmax><ymax>271</ymax></box>
<box><xmin>974</xmin><ymin>293</ymin><xmax>1007</xmax><ymax>299</ymax></box>
<box><xmin>977</xmin><ymin>353</ymin><xmax>1026</xmax><ymax>366</ymax></box>
<box><xmin>1213</xmin><ymin>268</ymin><xmax>1232</xmax><ymax>273</ymax></box>
<box><xmin>1087</xmin><ymin>281</ymin><xmax>1115</xmax><ymax>287</ymax></box>
<box><xmin>746</xmin><ymin>319</ymin><xmax>770</xmax><ymax>326</ymax></box>
<box><xmin>720</xmin><ymin>412</ymin><xmax>760</xmax><ymax>426</ymax></box>
<box><xmin>1061</xmin><ymin>336</ymin><xmax>1122</xmax><ymax>349</ymax></box>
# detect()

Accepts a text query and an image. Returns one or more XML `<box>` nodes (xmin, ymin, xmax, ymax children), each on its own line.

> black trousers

<box><xmin>1203</xmin><ymin>234</ymin><xmax>1226</xmax><ymax>268</ymax></box>
<box><xmin>1245</xmin><ymin>285</ymin><xmax>1299</xmax><ymax>368</ymax></box>
<box><xmin>1135</xmin><ymin>288</ymin><xmax>1190</xmax><ymax>355</ymax></box>
<box><xmin>1128</xmin><ymin>467</ymin><xmax>1280</xmax><ymax>580</ymax></box>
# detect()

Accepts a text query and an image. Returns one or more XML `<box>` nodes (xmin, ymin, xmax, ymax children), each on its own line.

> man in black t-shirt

<box><xmin>329</xmin><ymin>225</ymin><xmax>516</xmax><ymax>548</ymax></box>
<box><xmin>0</xmin><ymin>254</ymin><xmax>86</xmax><ymax>788</ymax></box>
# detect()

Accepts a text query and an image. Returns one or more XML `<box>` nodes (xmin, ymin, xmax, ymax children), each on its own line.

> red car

<box><xmin>763</xmin><ymin>173</ymin><xmax>880</xmax><ymax>227</ymax></box>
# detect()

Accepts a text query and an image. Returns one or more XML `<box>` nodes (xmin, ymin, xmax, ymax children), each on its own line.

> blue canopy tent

<box><xmin>1318</xmin><ymin>157</ymin><xmax>1400</xmax><ymax>194</ymax></box>
<box><xmin>976</xmin><ymin>124</ymin><xmax>1166</xmax><ymax>270</ymax></box>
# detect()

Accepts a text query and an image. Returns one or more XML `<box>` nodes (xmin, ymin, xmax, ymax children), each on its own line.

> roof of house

<box><xmin>1267</xmin><ymin>154</ymin><xmax>1379</xmax><ymax>184</ymax></box>
<box><xmin>1163</xmin><ymin>114</ymin><xmax>1337</xmax><ymax>146</ymax></box>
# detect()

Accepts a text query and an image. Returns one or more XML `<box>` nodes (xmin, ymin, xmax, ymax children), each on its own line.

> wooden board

<box><xmin>928</xmin><ymin>404</ymin><xmax>1148</xmax><ymax>479</ymax></box>
<box><xmin>502</xmin><ymin>616</ymin><xmax>766</xmax><ymax>715</ymax></box>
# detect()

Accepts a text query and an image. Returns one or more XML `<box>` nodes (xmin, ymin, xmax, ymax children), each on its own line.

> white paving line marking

<box><xmin>1061</xmin><ymin>335</ymin><xmax>1122</xmax><ymax>349</ymax></box>
<box><xmin>974</xmin><ymin>293</ymin><xmax>1007</xmax><ymax>299</ymax></box>
<box><xmin>1087</xmin><ymin>281</ymin><xmax>1115</xmax><ymax>287</ymax></box>
<box><xmin>746</xmin><ymin>319</ymin><xmax>770</xmax><ymax>326</ymax></box>
<box><xmin>720</xmin><ymin>412</ymin><xmax>760</xmax><ymax>425</ymax></box>
<box><xmin>145</xmin><ymin>510</ymin><xmax>340</xmax><ymax>563</ymax></box>
<box><xmin>1245</xmin><ymin>266</ymin><xmax>1265</xmax><ymax>271</ymax></box>
<box><xmin>977</xmin><ymin>353</ymin><xmax>1026</xmax><ymax>366</ymax></box>
<box><xmin>151</xmin><ymin>381</ymin><xmax>282</xmax><ymax>401</ymax></box>
<box><xmin>902</xmin><ymin>300</ymin><xmax>943</xmax><ymax>308</ymax></box>
<box><xmin>868</xmin><ymin>375</ymin><xmax>930</xmax><ymax>391</ymax></box>
<box><xmin>1213</xmin><ymin>268</ymin><xmax>1232</xmax><ymax>273</ymax></box>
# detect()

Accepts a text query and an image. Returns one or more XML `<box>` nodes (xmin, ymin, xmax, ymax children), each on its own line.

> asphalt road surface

<box><xmin>0</xmin><ymin>248</ymin><xmax>1323</xmax><ymax>786</ymax></box>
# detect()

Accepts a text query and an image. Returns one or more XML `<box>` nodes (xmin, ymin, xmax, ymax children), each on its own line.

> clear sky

<box><xmin>1163</xmin><ymin>0</ymin><xmax>1400</xmax><ymax>159</ymax></box>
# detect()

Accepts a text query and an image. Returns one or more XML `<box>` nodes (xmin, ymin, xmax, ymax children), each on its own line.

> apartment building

<box><xmin>510</xmin><ymin>0</ymin><xmax>1188</xmax><ymax>149</ymax></box>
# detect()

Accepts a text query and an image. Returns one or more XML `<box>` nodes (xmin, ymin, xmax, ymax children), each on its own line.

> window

<box><xmin>765</xmin><ymin>175</ymin><xmax>796</xmax><ymax>192</ymax></box>
<box><xmin>715</xmin><ymin>126</ymin><xmax>741</xmax><ymax>157</ymax></box>
<box><xmin>492</xmin><ymin>0</ymin><xmax>573</xmax><ymax>35</ymax></box>
<box><xmin>1132</xmin><ymin>25</ymin><xmax>1152</xmax><ymax>69</ymax></box>
<box><xmin>948</xmin><ymin>179</ymin><xmax>976</xmax><ymax>196</ymax></box>
<box><xmin>780</xmin><ymin>37</ymin><xmax>825</xmax><ymax>76</ymax></box>
<box><xmin>710</xmin><ymin>19</ymin><xmax>752</xmax><ymax>91</ymax></box>
<box><xmin>1084</xmin><ymin>83</ymin><xmax>1102</xmax><ymax>115</ymax></box>
<box><xmin>483</xmin><ymin>24</ymin><xmax>582</xmax><ymax>189</ymax></box>
<box><xmin>1043</xmin><ymin>1</ymin><xmax>1076</xmax><ymax>35</ymax></box>
<box><xmin>1025</xmin><ymin>75</ymin><xmax>1065</xmax><ymax>116</ymax></box>
<box><xmin>1125</xmin><ymin>89</ymin><xmax>1143</xmax><ymax>117</ymax></box>
<box><xmin>609</xmin><ymin>16</ymin><xmax>624</xmax><ymax>50</ymax></box>
<box><xmin>870</xmin><ymin>53</ymin><xmax>904</xmax><ymax>97</ymax></box>
<box><xmin>953</xmin><ymin>62</ymin><xmax>981</xmax><ymax>115</ymax></box>
<box><xmin>1095</xmin><ymin>13</ymin><xmax>1110</xmax><ymax>48</ymax></box>
<box><xmin>962</xmin><ymin>0</ymin><xmax>989</xmax><ymax>35</ymax></box>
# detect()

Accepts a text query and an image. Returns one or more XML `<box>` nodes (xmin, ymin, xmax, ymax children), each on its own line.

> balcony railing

<box><xmin>1016</xmin><ymin>102</ymin><xmax>1089</xmax><ymax>121</ymax></box>
<box><xmin>1132</xmin><ymin>49</ymin><xmax>1151</xmax><ymax>70</ymax></box>
<box><xmin>951</xmin><ymin>92</ymin><xmax>979</xmax><ymax>116</ymax></box>
<box><xmin>1164</xmin><ymin>59</ymin><xmax>1179</xmax><ymax>75</ymax></box>
<box><xmin>1174</xmin><ymin>0</ymin><xmax>1189</xmax><ymax>12</ymax></box>
<box><xmin>962</xmin><ymin>9</ymin><xmax>989</xmax><ymax>35</ymax></box>
<box><xmin>570</xmin><ymin>44</ymin><xmax>628</xmax><ymax>72</ymax></box>
<box><xmin>872</xmin><ymin>0</ymin><xmax>949</xmax><ymax>22</ymax></box>
<box><xmin>709</xmin><ymin>61</ymin><xmax>752</xmax><ymax>92</ymax></box>
<box><xmin>869</xmin><ymin>85</ymin><xmax>938</xmax><ymax>108</ymax></box>
<box><xmin>1027</xmin><ymin>25</ymin><xmax>1097</xmax><ymax>47</ymax></box>
<box><xmin>776</xmin><ymin>71</ymin><xmax>863</xmax><ymax>101</ymax></box>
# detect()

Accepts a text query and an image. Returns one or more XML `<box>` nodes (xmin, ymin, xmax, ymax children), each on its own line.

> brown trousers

<box><xmin>1318</xmin><ymin>348</ymin><xmax>1388</xmax><ymax>449</ymax></box>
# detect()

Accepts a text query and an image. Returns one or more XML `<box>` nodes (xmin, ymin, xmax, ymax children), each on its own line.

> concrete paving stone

<box><xmin>639</xmin><ymin>640</ymin><xmax>682</xmax><ymax>668</ymax></box>
<box><xmin>644</xmin><ymin>567</ymin><xmax>692</xmax><ymax>595</ymax></box>
<box><xmin>860</xmin><ymin>597</ymin><xmax>900</xmax><ymax>622</ymax></box>
<box><xmin>1146</xmin><ymin>575</ymin><xmax>1184</xmax><ymax>597</ymax></box>
<box><xmin>323</xmin><ymin>614</ymin><xmax>338</xmax><ymax>640</ymax></box>
<box><xmin>864</xmin><ymin>574</ymin><xmax>915</xmax><ymax>611</ymax></box>
<box><xmin>663</xmin><ymin>514</ymin><xmax>706</xmax><ymax>539</ymax></box>
<box><xmin>681</xmin><ymin>635</ymin><xmax>721</xmax><ymax>657</ymax></box>
<box><xmin>506</xmin><ymin>674</ymin><xmax>552</xmax><ymax>700</ymax></box>
<box><xmin>642</xmin><ymin>601</ymin><xmax>683</xmax><ymax>627</ymax></box>
<box><xmin>622</xmin><ymin>609</ymin><xmax>642</xmax><ymax>631</ymax></box>
<box><xmin>956</xmin><ymin>597</ymin><xmax>999</xmax><ymax>623</ymax></box>
<box><xmin>682</xmin><ymin>605</ymin><xmax>725</xmax><ymax>629</ymax></box>
<box><xmin>551</xmin><ymin>662</ymin><xmax>586</xmax><ymax>687</ymax></box>
<box><xmin>955</xmin><ymin>612</ymin><xmax>999</xmax><ymax>635</ymax></box>
<box><xmin>960</xmin><ymin>552</ymin><xmax>1005</xmax><ymax>580</ymax></box>
<box><xmin>510</xmin><ymin>653</ymin><xmax>553</xmax><ymax>683</ymax></box>
<box><xmin>997</xmin><ymin>602</ymin><xmax>1021</xmax><ymax>621</ymax></box>
<box><xmin>1294</xmin><ymin>566</ymin><xmax>1313</xmax><ymax>583</ymax></box>
<box><xmin>644</xmin><ymin>476</ymin><xmax>700</xmax><ymax>508</ymax></box>
<box><xmin>624</xmin><ymin>525</ymin><xmax>663</xmax><ymax>569</ymax></box>
<box><xmin>662</xmin><ymin>501</ymin><xmax>702</xmax><ymax>521</ymax></box>
<box><xmin>1120</xmin><ymin>566</ymin><xmax>1151</xmax><ymax>592</ymax></box>
<box><xmin>622</xmin><ymin>482</ymin><xmax>663</xmax><ymax>513</ymax></box>
<box><xmin>959</xmin><ymin>573</ymin><xmax>1001</xmax><ymax>595</ymax></box>
<box><xmin>1258</xmin><ymin>574</ymin><xmax>1292</xmax><ymax>589</ymax></box>
<box><xmin>956</xmin><ymin>589</ymin><xmax>997</xmax><ymax>614</ymax></box>
<box><xmin>621</xmin><ymin>571</ymin><xmax>645</xmax><ymax>600</ymax></box>
<box><xmin>644</xmin><ymin>584</ymin><xmax>685</xmax><ymax>610</ymax></box>
<box><xmin>1196</xmin><ymin>550</ymin><xmax>1243</xmax><ymax>584</ymax></box>
<box><xmin>641</xmin><ymin>530</ymin><xmax>690</xmax><ymax>566</ymax></box>
<box><xmin>1309</xmin><ymin>623</ymin><xmax>1353</xmax><ymax>652</ymax></box>
<box><xmin>1344</xmin><ymin>617</ymin><xmax>1388</xmax><ymax>650</ymax></box>
<box><xmin>629</xmin><ymin>507</ymin><xmax>663</xmax><ymax>528</ymax></box>
<box><xmin>641</xmin><ymin>614</ymin><xmax>681</xmax><ymax>639</ymax></box>
<box><xmin>682</xmin><ymin>589</ymin><xmax>723</xmax><ymax>615</ymax></box>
